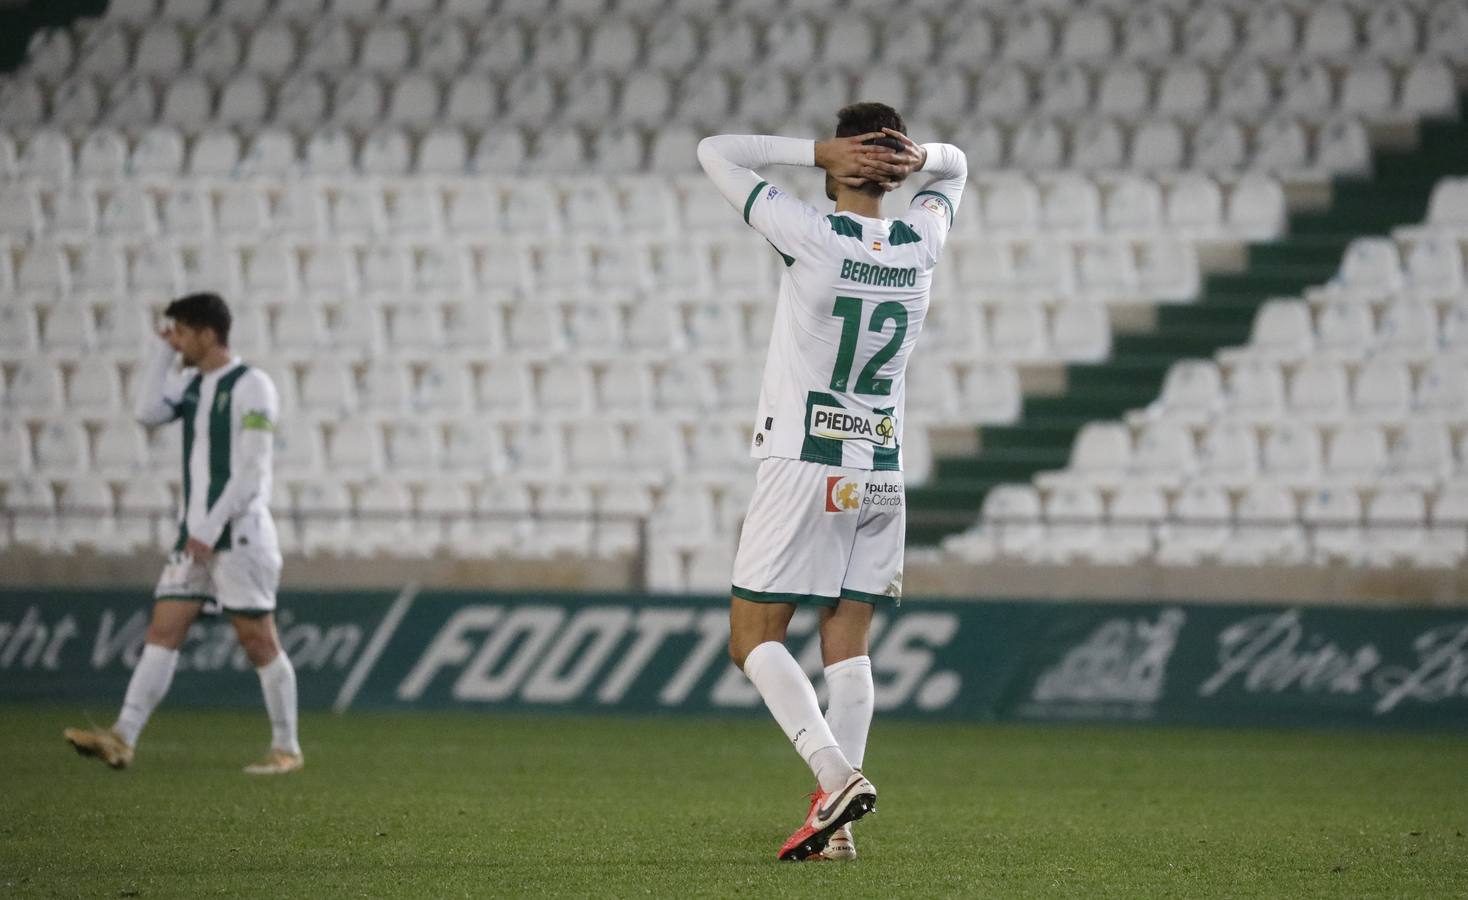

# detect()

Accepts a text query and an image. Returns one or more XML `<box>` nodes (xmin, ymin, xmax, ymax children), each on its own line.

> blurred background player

<box><xmin>64</xmin><ymin>292</ymin><xmax>302</xmax><ymax>775</ymax></box>
<box><xmin>697</xmin><ymin>103</ymin><xmax>967</xmax><ymax>860</ymax></box>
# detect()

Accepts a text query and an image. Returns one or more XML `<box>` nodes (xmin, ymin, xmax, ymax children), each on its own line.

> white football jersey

<box><xmin>134</xmin><ymin>340</ymin><xmax>279</xmax><ymax>555</ymax></box>
<box><xmin>740</xmin><ymin>180</ymin><xmax>958</xmax><ymax>470</ymax></box>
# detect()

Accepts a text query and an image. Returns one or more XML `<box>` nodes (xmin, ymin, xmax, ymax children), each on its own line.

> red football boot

<box><xmin>776</xmin><ymin>770</ymin><xmax>876</xmax><ymax>861</ymax></box>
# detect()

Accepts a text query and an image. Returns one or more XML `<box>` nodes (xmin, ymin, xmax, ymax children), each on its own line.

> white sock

<box><xmin>824</xmin><ymin>655</ymin><xmax>874</xmax><ymax>770</ymax></box>
<box><xmin>114</xmin><ymin>643</ymin><xmax>179</xmax><ymax>747</ymax></box>
<box><xmin>256</xmin><ymin>652</ymin><xmax>301</xmax><ymax>755</ymax></box>
<box><xmin>743</xmin><ymin>641</ymin><xmax>854</xmax><ymax>793</ymax></box>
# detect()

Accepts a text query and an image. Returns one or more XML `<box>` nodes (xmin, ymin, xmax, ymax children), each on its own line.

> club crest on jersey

<box><xmin>922</xmin><ymin>196</ymin><xmax>947</xmax><ymax>218</ymax></box>
<box><xmin>825</xmin><ymin>475</ymin><xmax>861</xmax><ymax>513</ymax></box>
<box><xmin>809</xmin><ymin>405</ymin><xmax>896</xmax><ymax>446</ymax></box>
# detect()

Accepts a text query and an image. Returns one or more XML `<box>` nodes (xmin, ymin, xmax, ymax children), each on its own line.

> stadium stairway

<box><xmin>909</xmin><ymin>104</ymin><xmax>1468</xmax><ymax>546</ymax></box>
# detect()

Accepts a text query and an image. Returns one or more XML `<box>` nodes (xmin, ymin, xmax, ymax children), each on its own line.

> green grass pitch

<box><xmin>3</xmin><ymin>706</ymin><xmax>1466</xmax><ymax>898</ymax></box>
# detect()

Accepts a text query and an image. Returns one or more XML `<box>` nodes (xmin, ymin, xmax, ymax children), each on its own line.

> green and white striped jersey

<box><xmin>697</xmin><ymin>134</ymin><xmax>967</xmax><ymax>471</ymax></box>
<box><xmin>135</xmin><ymin>340</ymin><xmax>279</xmax><ymax>553</ymax></box>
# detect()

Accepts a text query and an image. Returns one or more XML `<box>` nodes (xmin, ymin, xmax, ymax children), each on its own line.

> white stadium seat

<box><xmin>1322</xmin><ymin>423</ymin><xmax>1388</xmax><ymax>486</ymax></box>
<box><xmin>1091</xmin><ymin>484</ymin><xmax>1163</xmax><ymax>565</ymax></box>
<box><xmin>1261</xmin><ymin>421</ymin><xmax>1323</xmax><ymax>487</ymax></box>
<box><xmin>1227</xmin><ymin>176</ymin><xmax>1286</xmax><ymax>240</ymax></box>
<box><xmin>6</xmin><ymin>477</ymin><xmax>58</xmax><ymax>550</ymax></box>
<box><xmin>1040</xmin><ymin>175</ymin><xmax>1101</xmax><ymax>236</ymax></box>
<box><xmin>1220</xmin><ymin>484</ymin><xmax>1308</xmax><ymax>566</ymax></box>
<box><xmin>957</xmin><ymin>363</ymin><xmax>1022</xmax><ymax>425</ymax></box>
<box><xmin>1400</xmin><ymin>60</ymin><xmax>1457</xmax><ymax>118</ymax></box>
<box><xmin>1413</xmin><ymin>358</ymin><xmax>1468</xmax><ymax>420</ymax></box>
<box><xmin>941</xmin><ymin>484</ymin><xmax>1043</xmax><ymax>563</ymax></box>
<box><xmin>1427</xmin><ymin>486</ymin><xmax>1468</xmax><ymax>566</ymax></box>
<box><xmin>58</xmin><ymin>476</ymin><xmax>117</xmax><ymax>550</ymax></box>
<box><xmin>1382</xmin><ymin>421</ymin><xmax>1454</xmax><ymax>489</ymax></box>
<box><xmin>33</xmin><ymin>421</ymin><xmax>88</xmax><ymax>474</ymax></box>
<box><xmin>1128</xmin><ymin>421</ymin><xmax>1196</xmax><ymax>488</ymax></box>
<box><xmin>1038</xmin><ymin>64</ymin><xmax>1090</xmax><ymax>117</ymax></box>
<box><xmin>1050</xmin><ymin>303</ymin><xmax>1110</xmax><ymax>363</ymax></box>
<box><xmin>1222</xmin><ymin>358</ymin><xmax>1287</xmax><ymax>423</ymax></box>
<box><xmin>1166</xmin><ymin>176</ymin><xmax>1225</xmax><ymax>237</ymax></box>
<box><xmin>1139</xmin><ymin>360</ymin><xmax>1223</xmax><ymax>425</ymax></box>
<box><xmin>1323</xmin><ymin>238</ymin><xmax>1405</xmax><ymax>302</ymax></box>
<box><xmin>1121</xmin><ymin>7</ymin><xmax>1175</xmax><ymax>61</ymax></box>
<box><xmin>69</xmin><ymin>363</ymin><xmax>122</xmax><ymax>415</ymax></box>
<box><xmin>1314</xmin><ymin>300</ymin><xmax>1374</xmax><ymax>362</ymax></box>
<box><xmin>1304</xmin><ymin>486</ymin><xmax>1365</xmax><ymax>564</ymax></box>
<box><xmin>1286</xmin><ymin>359</ymin><xmax>1350</xmax><ymax>423</ymax></box>
<box><xmin>1402</xmin><ymin>236</ymin><xmax>1464</xmax><ymax>300</ymax></box>
<box><xmin>1037</xmin><ymin>422</ymin><xmax>1131</xmax><ymax>490</ymax></box>
<box><xmin>1156</xmin><ymin>483</ymin><xmax>1230</xmax><ymax>565</ymax></box>
<box><xmin>1302</xmin><ymin>4</ymin><xmax>1358</xmax><ymax>59</ymax></box>
<box><xmin>1374</xmin><ymin>299</ymin><xmax>1439</xmax><ymax>361</ymax></box>
<box><xmin>1350</xmin><ymin>359</ymin><xmax>1412</xmax><ymax>424</ymax></box>
<box><xmin>1035</xmin><ymin>485</ymin><xmax>1104</xmax><ymax>564</ymax></box>
<box><xmin>1195</xmin><ymin>422</ymin><xmax>1260</xmax><ymax>490</ymax></box>
<box><xmin>984</xmin><ymin>178</ymin><xmax>1041</xmax><ymax>234</ymax></box>
<box><xmin>0</xmin><ymin>418</ymin><xmax>32</xmax><ymax>475</ymax></box>
<box><xmin>0</xmin><ymin>306</ymin><xmax>39</xmax><ymax>359</ymax></box>
<box><xmin>1252</xmin><ymin>116</ymin><xmax>1311</xmax><ymax>172</ymax></box>
<box><xmin>1363</xmin><ymin>488</ymin><xmax>1434</xmax><ymax>567</ymax></box>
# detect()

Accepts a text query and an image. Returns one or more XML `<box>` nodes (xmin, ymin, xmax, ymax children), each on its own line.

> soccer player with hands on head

<box><xmin>698</xmin><ymin>103</ymin><xmax>967</xmax><ymax>861</ymax></box>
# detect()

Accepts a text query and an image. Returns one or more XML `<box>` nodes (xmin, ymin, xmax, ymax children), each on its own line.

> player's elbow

<box><xmin>948</xmin><ymin>145</ymin><xmax>969</xmax><ymax>179</ymax></box>
<box><xmin>134</xmin><ymin>403</ymin><xmax>167</xmax><ymax>427</ymax></box>
<box><xmin>696</xmin><ymin>135</ymin><xmax>739</xmax><ymax>173</ymax></box>
<box><xmin>695</xmin><ymin>136</ymin><xmax>719</xmax><ymax>172</ymax></box>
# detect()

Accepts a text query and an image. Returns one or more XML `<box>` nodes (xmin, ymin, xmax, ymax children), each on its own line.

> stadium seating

<box><xmin>947</xmin><ymin>202</ymin><xmax>1468</xmax><ymax>569</ymax></box>
<box><xmin>1</xmin><ymin>0</ymin><xmax>1465</xmax><ymax>585</ymax></box>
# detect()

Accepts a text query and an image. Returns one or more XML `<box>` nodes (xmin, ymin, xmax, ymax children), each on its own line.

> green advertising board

<box><xmin>2</xmin><ymin>589</ymin><xmax>1466</xmax><ymax>728</ymax></box>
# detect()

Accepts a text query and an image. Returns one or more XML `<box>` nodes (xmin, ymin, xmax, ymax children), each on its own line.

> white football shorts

<box><xmin>731</xmin><ymin>457</ymin><xmax>905</xmax><ymax>607</ymax></box>
<box><xmin>153</xmin><ymin>544</ymin><xmax>282</xmax><ymax>616</ymax></box>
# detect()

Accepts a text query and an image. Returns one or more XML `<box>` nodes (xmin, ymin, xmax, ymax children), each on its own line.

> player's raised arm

<box><xmin>695</xmin><ymin>133</ymin><xmax>813</xmax><ymax>211</ymax></box>
<box><xmin>191</xmin><ymin>372</ymin><xmax>277</xmax><ymax>549</ymax></box>
<box><xmin>695</xmin><ymin>132</ymin><xmax>913</xmax><ymax>204</ymax></box>
<box><xmin>134</xmin><ymin>332</ymin><xmax>187</xmax><ymax>426</ymax></box>
<box><xmin>697</xmin><ymin>132</ymin><xmax>918</xmax><ymax>257</ymax></box>
<box><xmin>887</xmin><ymin>127</ymin><xmax>967</xmax><ymax>229</ymax></box>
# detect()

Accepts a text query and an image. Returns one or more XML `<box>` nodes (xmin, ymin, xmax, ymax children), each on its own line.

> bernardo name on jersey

<box><xmin>696</xmin><ymin>133</ymin><xmax>964</xmax><ymax>473</ymax></box>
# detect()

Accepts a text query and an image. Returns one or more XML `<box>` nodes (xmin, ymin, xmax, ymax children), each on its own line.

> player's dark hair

<box><xmin>834</xmin><ymin>102</ymin><xmax>908</xmax><ymax>196</ymax></box>
<box><xmin>165</xmin><ymin>292</ymin><xmax>231</xmax><ymax>345</ymax></box>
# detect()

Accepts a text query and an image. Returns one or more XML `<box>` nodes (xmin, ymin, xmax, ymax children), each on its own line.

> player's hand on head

<box><xmin>880</xmin><ymin>127</ymin><xmax>927</xmax><ymax>173</ymax></box>
<box><xmin>864</xmin><ymin>129</ymin><xmax>924</xmax><ymax>189</ymax></box>
<box><xmin>815</xmin><ymin>133</ymin><xmax>893</xmax><ymax>182</ymax></box>
<box><xmin>817</xmin><ymin>130</ymin><xmax>924</xmax><ymax>193</ymax></box>
<box><xmin>159</xmin><ymin>324</ymin><xmax>182</xmax><ymax>352</ymax></box>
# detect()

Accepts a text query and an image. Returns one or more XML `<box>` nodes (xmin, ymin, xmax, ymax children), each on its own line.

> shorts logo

<box><xmin>810</xmin><ymin>405</ymin><xmax>897</xmax><ymax>447</ymax></box>
<box><xmin>825</xmin><ymin>476</ymin><xmax>862</xmax><ymax>513</ymax></box>
<box><xmin>766</xmin><ymin>186</ymin><xmax>780</xmax><ymax>200</ymax></box>
<box><xmin>863</xmin><ymin>481</ymin><xmax>904</xmax><ymax>509</ymax></box>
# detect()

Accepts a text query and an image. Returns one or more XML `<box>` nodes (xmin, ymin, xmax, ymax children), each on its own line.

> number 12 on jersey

<box><xmin>829</xmin><ymin>296</ymin><xmax>908</xmax><ymax>397</ymax></box>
